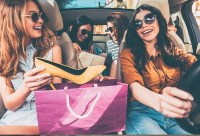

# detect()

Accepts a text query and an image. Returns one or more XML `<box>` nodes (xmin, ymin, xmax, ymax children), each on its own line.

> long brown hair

<box><xmin>106</xmin><ymin>12</ymin><xmax>130</xmax><ymax>45</ymax></box>
<box><xmin>126</xmin><ymin>4</ymin><xmax>185</xmax><ymax>72</ymax></box>
<box><xmin>0</xmin><ymin>0</ymin><xmax>56</xmax><ymax>79</ymax></box>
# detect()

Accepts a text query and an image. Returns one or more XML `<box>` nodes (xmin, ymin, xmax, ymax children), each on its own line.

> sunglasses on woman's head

<box><xmin>22</xmin><ymin>12</ymin><xmax>48</xmax><ymax>23</ymax></box>
<box><xmin>132</xmin><ymin>13</ymin><xmax>156</xmax><ymax>30</ymax></box>
<box><xmin>105</xmin><ymin>27</ymin><xmax>115</xmax><ymax>33</ymax></box>
<box><xmin>81</xmin><ymin>29</ymin><xmax>92</xmax><ymax>36</ymax></box>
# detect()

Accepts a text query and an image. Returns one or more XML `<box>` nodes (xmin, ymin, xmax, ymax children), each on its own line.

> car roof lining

<box><xmin>61</xmin><ymin>8</ymin><xmax>134</xmax><ymax>26</ymax></box>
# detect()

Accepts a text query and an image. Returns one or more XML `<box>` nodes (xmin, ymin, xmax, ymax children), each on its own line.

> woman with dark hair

<box><xmin>120</xmin><ymin>4</ymin><xmax>196</xmax><ymax>134</ymax></box>
<box><xmin>69</xmin><ymin>15</ymin><xmax>94</xmax><ymax>53</ymax></box>
<box><xmin>105</xmin><ymin>12</ymin><xmax>129</xmax><ymax>77</ymax></box>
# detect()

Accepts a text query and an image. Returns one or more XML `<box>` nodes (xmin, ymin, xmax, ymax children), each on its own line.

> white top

<box><xmin>0</xmin><ymin>43</ymin><xmax>52</xmax><ymax>125</ymax></box>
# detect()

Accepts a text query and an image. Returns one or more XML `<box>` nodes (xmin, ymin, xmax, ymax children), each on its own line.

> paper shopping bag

<box><xmin>77</xmin><ymin>51</ymin><xmax>105</xmax><ymax>68</ymax></box>
<box><xmin>35</xmin><ymin>79</ymin><xmax>128</xmax><ymax>134</ymax></box>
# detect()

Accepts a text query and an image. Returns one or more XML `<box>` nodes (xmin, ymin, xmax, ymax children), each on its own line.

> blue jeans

<box><xmin>125</xmin><ymin>101</ymin><xmax>190</xmax><ymax>134</ymax></box>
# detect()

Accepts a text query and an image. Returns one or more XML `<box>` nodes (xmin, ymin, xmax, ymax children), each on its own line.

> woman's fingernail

<box><xmin>64</xmin><ymin>86</ymin><xmax>68</xmax><ymax>89</ymax></box>
<box><xmin>188</xmin><ymin>95</ymin><xmax>194</xmax><ymax>101</ymax></box>
<box><xmin>100</xmin><ymin>78</ymin><xmax>103</xmax><ymax>82</ymax></box>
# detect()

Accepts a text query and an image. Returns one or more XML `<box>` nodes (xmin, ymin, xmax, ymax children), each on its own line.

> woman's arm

<box><xmin>73</xmin><ymin>43</ymin><xmax>81</xmax><ymax>53</ymax></box>
<box><xmin>121</xmin><ymin>48</ymin><xmax>193</xmax><ymax>118</ymax></box>
<box><xmin>175</xmin><ymin>47</ymin><xmax>197</xmax><ymax>70</ymax></box>
<box><xmin>0</xmin><ymin>67</ymin><xmax>52</xmax><ymax>111</ymax></box>
<box><xmin>130</xmin><ymin>82</ymin><xmax>161</xmax><ymax>111</ymax></box>
<box><xmin>130</xmin><ymin>82</ymin><xmax>193</xmax><ymax>118</ymax></box>
<box><xmin>52</xmin><ymin>44</ymin><xmax>62</xmax><ymax>83</ymax></box>
<box><xmin>109</xmin><ymin>60</ymin><xmax>117</xmax><ymax>78</ymax></box>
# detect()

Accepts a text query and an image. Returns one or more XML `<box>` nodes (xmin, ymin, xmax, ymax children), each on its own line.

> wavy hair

<box><xmin>106</xmin><ymin>12</ymin><xmax>130</xmax><ymax>45</ymax></box>
<box><xmin>68</xmin><ymin>15</ymin><xmax>94</xmax><ymax>51</ymax></box>
<box><xmin>0</xmin><ymin>0</ymin><xmax>56</xmax><ymax>79</ymax></box>
<box><xmin>126</xmin><ymin>4</ymin><xmax>185</xmax><ymax>72</ymax></box>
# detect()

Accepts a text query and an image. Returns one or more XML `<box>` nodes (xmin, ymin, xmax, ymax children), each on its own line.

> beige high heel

<box><xmin>35</xmin><ymin>57</ymin><xmax>106</xmax><ymax>84</ymax></box>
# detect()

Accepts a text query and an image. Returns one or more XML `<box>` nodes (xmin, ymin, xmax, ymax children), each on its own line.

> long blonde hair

<box><xmin>0</xmin><ymin>0</ymin><xmax>56</xmax><ymax>79</ymax></box>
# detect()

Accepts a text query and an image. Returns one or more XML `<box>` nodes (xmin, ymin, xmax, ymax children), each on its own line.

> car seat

<box><xmin>0</xmin><ymin>95</ymin><xmax>6</xmax><ymax>119</ymax></box>
<box><xmin>38</xmin><ymin>0</ymin><xmax>78</xmax><ymax>68</ymax></box>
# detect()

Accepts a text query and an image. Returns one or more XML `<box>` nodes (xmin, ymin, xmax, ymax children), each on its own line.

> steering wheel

<box><xmin>176</xmin><ymin>59</ymin><xmax>200</xmax><ymax>134</ymax></box>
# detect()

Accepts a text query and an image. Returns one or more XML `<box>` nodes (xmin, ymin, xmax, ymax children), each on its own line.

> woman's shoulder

<box><xmin>107</xmin><ymin>39</ymin><xmax>117</xmax><ymax>45</ymax></box>
<box><xmin>120</xmin><ymin>48</ymin><xmax>135</xmax><ymax>59</ymax></box>
<box><xmin>52</xmin><ymin>44</ymin><xmax>61</xmax><ymax>53</ymax></box>
<box><xmin>121</xmin><ymin>48</ymin><xmax>132</xmax><ymax>55</ymax></box>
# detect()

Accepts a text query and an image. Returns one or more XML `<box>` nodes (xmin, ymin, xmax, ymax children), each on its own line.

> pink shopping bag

<box><xmin>35</xmin><ymin>79</ymin><xmax>128</xmax><ymax>134</ymax></box>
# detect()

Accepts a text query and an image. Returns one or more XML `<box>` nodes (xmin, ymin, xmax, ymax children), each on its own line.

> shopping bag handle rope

<box><xmin>76</xmin><ymin>53</ymin><xmax>84</xmax><ymax>68</ymax></box>
<box><xmin>66</xmin><ymin>92</ymin><xmax>100</xmax><ymax>119</ymax></box>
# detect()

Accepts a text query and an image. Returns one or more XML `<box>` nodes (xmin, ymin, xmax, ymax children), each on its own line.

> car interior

<box><xmin>0</xmin><ymin>0</ymin><xmax>199</xmax><ymax>134</ymax></box>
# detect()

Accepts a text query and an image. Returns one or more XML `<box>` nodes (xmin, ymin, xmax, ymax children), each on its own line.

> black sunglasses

<box><xmin>105</xmin><ymin>27</ymin><xmax>115</xmax><ymax>33</ymax></box>
<box><xmin>22</xmin><ymin>12</ymin><xmax>48</xmax><ymax>23</ymax></box>
<box><xmin>81</xmin><ymin>29</ymin><xmax>92</xmax><ymax>36</ymax></box>
<box><xmin>132</xmin><ymin>13</ymin><xmax>156</xmax><ymax>30</ymax></box>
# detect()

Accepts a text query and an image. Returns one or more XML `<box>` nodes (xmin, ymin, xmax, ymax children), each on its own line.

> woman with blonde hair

<box><xmin>0</xmin><ymin>0</ymin><xmax>62</xmax><ymax>125</ymax></box>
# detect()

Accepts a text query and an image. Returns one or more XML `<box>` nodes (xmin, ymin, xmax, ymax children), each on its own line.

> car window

<box><xmin>94</xmin><ymin>25</ymin><xmax>108</xmax><ymax>34</ymax></box>
<box><xmin>192</xmin><ymin>0</ymin><xmax>200</xmax><ymax>29</ymax></box>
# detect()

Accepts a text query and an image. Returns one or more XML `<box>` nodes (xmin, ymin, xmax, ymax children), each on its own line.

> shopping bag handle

<box><xmin>66</xmin><ymin>92</ymin><xmax>100</xmax><ymax>119</ymax></box>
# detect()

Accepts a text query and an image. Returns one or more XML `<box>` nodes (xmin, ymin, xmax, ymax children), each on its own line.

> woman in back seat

<box><xmin>105</xmin><ymin>12</ymin><xmax>129</xmax><ymax>77</ymax></box>
<box><xmin>69</xmin><ymin>15</ymin><xmax>94</xmax><ymax>53</ymax></box>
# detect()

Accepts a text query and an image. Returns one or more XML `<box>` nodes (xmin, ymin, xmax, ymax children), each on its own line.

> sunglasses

<box><xmin>22</xmin><ymin>12</ymin><xmax>48</xmax><ymax>23</ymax></box>
<box><xmin>81</xmin><ymin>29</ymin><xmax>92</xmax><ymax>36</ymax></box>
<box><xmin>105</xmin><ymin>27</ymin><xmax>115</xmax><ymax>33</ymax></box>
<box><xmin>132</xmin><ymin>13</ymin><xmax>156</xmax><ymax>30</ymax></box>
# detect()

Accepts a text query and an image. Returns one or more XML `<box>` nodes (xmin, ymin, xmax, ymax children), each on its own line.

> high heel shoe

<box><xmin>35</xmin><ymin>57</ymin><xmax>106</xmax><ymax>84</ymax></box>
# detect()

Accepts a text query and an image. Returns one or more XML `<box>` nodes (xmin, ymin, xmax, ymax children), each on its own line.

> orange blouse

<box><xmin>120</xmin><ymin>47</ymin><xmax>197</xmax><ymax>94</ymax></box>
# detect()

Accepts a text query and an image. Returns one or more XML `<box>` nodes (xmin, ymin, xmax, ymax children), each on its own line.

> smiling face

<box><xmin>77</xmin><ymin>24</ymin><xmax>92</xmax><ymax>43</ymax></box>
<box><xmin>107</xmin><ymin>22</ymin><xmax>117</xmax><ymax>42</ymax></box>
<box><xmin>135</xmin><ymin>10</ymin><xmax>159</xmax><ymax>44</ymax></box>
<box><xmin>24</xmin><ymin>0</ymin><xmax>44</xmax><ymax>40</ymax></box>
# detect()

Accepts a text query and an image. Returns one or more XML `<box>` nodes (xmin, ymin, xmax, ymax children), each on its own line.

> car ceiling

<box><xmin>60</xmin><ymin>8</ymin><xmax>134</xmax><ymax>26</ymax></box>
<box><xmin>60</xmin><ymin>0</ymin><xmax>191</xmax><ymax>26</ymax></box>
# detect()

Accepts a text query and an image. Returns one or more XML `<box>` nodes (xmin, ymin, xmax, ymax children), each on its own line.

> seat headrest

<box><xmin>38</xmin><ymin>0</ymin><xmax>63</xmax><ymax>32</ymax></box>
<box><xmin>136</xmin><ymin>0</ymin><xmax>170</xmax><ymax>23</ymax></box>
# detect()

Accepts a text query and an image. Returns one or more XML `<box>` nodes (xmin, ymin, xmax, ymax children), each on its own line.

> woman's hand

<box><xmin>93</xmin><ymin>75</ymin><xmax>113</xmax><ymax>82</ymax></box>
<box><xmin>160</xmin><ymin>87</ymin><xmax>194</xmax><ymax>118</ymax></box>
<box><xmin>167</xmin><ymin>25</ymin><xmax>177</xmax><ymax>33</ymax></box>
<box><xmin>99</xmin><ymin>53</ymin><xmax>107</xmax><ymax>57</ymax></box>
<box><xmin>73</xmin><ymin>43</ymin><xmax>82</xmax><ymax>53</ymax></box>
<box><xmin>23</xmin><ymin>67</ymin><xmax>52</xmax><ymax>92</ymax></box>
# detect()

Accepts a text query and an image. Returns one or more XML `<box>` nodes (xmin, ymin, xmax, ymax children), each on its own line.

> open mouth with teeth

<box><xmin>142</xmin><ymin>29</ymin><xmax>153</xmax><ymax>34</ymax></box>
<box><xmin>34</xmin><ymin>26</ymin><xmax>42</xmax><ymax>30</ymax></box>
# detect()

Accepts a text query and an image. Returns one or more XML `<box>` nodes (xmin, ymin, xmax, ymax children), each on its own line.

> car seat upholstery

<box><xmin>38</xmin><ymin>0</ymin><xmax>78</xmax><ymax>68</ymax></box>
<box><xmin>93</xmin><ymin>34</ymin><xmax>108</xmax><ymax>53</ymax></box>
<box><xmin>116</xmin><ymin>0</ymin><xmax>186</xmax><ymax>79</ymax></box>
<box><xmin>0</xmin><ymin>95</ymin><xmax>6</xmax><ymax>118</ymax></box>
<box><xmin>182</xmin><ymin>0</ymin><xmax>200</xmax><ymax>54</ymax></box>
<box><xmin>173</xmin><ymin>16</ymin><xmax>185</xmax><ymax>42</ymax></box>
<box><xmin>116</xmin><ymin>31</ymin><xmax>127</xmax><ymax>79</ymax></box>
